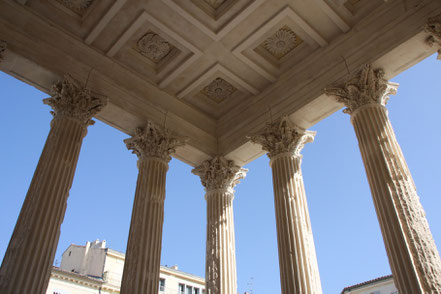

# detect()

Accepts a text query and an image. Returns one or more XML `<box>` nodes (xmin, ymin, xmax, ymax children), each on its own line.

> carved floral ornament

<box><xmin>325</xmin><ymin>64</ymin><xmax>398</xmax><ymax>115</ymax></box>
<box><xmin>263</xmin><ymin>27</ymin><xmax>302</xmax><ymax>59</ymax></box>
<box><xmin>0</xmin><ymin>40</ymin><xmax>6</xmax><ymax>62</ymax></box>
<box><xmin>192</xmin><ymin>157</ymin><xmax>248</xmax><ymax>193</ymax></box>
<box><xmin>202</xmin><ymin>78</ymin><xmax>236</xmax><ymax>104</ymax></box>
<box><xmin>424</xmin><ymin>13</ymin><xmax>441</xmax><ymax>59</ymax></box>
<box><xmin>124</xmin><ymin>121</ymin><xmax>188</xmax><ymax>162</ymax></box>
<box><xmin>43</xmin><ymin>75</ymin><xmax>107</xmax><ymax>126</ymax></box>
<box><xmin>137</xmin><ymin>33</ymin><xmax>171</xmax><ymax>62</ymax></box>
<box><xmin>248</xmin><ymin>117</ymin><xmax>315</xmax><ymax>159</ymax></box>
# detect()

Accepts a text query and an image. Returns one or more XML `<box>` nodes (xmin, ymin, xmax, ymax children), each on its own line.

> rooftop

<box><xmin>341</xmin><ymin>275</ymin><xmax>394</xmax><ymax>293</ymax></box>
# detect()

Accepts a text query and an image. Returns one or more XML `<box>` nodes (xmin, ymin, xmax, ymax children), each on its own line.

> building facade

<box><xmin>1</xmin><ymin>0</ymin><xmax>441</xmax><ymax>293</ymax></box>
<box><xmin>342</xmin><ymin>276</ymin><xmax>398</xmax><ymax>294</ymax></box>
<box><xmin>46</xmin><ymin>240</ymin><xmax>205</xmax><ymax>294</ymax></box>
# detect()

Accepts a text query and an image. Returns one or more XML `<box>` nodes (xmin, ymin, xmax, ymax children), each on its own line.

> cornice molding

<box><xmin>0</xmin><ymin>40</ymin><xmax>6</xmax><ymax>62</ymax></box>
<box><xmin>424</xmin><ymin>13</ymin><xmax>441</xmax><ymax>59</ymax></box>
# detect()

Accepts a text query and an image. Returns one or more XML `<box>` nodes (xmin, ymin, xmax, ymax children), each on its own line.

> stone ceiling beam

<box><xmin>221</xmin><ymin>0</ymin><xmax>441</xmax><ymax>165</ymax></box>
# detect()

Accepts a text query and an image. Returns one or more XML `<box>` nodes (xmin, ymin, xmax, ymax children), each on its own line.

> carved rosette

<box><xmin>124</xmin><ymin>121</ymin><xmax>187</xmax><ymax>163</ymax></box>
<box><xmin>43</xmin><ymin>75</ymin><xmax>107</xmax><ymax>126</ymax></box>
<box><xmin>203</xmin><ymin>78</ymin><xmax>236</xmax><ymax>104</ymax></box>
<box><xmin>263</xmin><ymin>27</ymin><xmax>301</xmax><ymax>59</ymax></box>
<box><xmin>192</xmin><ymin>157</ymin><xmax>247</xmax><ymax>194</ymax></box>
<box><xmin>137</xmin><ymin>33</ymin><xmax>171</xmax><ymax>61</ymax></box>
<box><xmin>325</xmin><ymin>64</ymin><xmax>398</xmax><ymax>115</ymax></box>
<box><xmin>248</xmin><ymin>117</ymin><xmax>316</xmax><ymax>159</ymax></box>
<box><xmin>424</xmin><ymin>13</ymin><xmax>441</xmax><ymax>59</ymax></box>
<box><xmin>0</xmin><ymin>40</ymin><xmax>6</xmax><ymax>62</ymax></box>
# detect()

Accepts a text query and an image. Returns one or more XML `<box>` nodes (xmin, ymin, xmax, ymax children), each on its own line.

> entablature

<box><xmin>0</xmin><ymin>0</ymin><xmax>439</xmax><ymax>166</ymax></box>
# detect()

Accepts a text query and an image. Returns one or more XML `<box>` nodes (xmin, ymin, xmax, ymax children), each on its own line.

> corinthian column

<box><xmin>120</xmin><ymin>122</ymin><xmax>186</xmax><ymax>294</ymax></box>
<box><xmin>192</xmin><ymin>157</ymin><xmax>247</xmax><ymax>294</ymax></box>
<box><xmin>248</xmin><ymin>118</ymin><xmax>322</xmax><ymax>294</ymax></box>
<box><xmin>0</xmin><ymin>75</ymin><xmax>106</xmax><ymax>294</ymax></box>
<box><xmin>425</xmin><ymin>13</ymin><xmax>441</xmax><ymax>59</ymax></box>
<box><xmin>326</xmin><ymin>64</ymin><xmax>441</xmax><ymax>294</ymax></box>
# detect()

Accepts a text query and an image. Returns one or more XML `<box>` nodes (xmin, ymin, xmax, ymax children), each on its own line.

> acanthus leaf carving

<box><xmin>424</xmin><ymin>13</ymin><xmax>441</xmax><ymax>59</ymax></box>
<box><xmin>124</xmin><ymin>121</ymin><xmax>188</xmax><ymax>163</ymax></box>
<box><xmin>247</xmin><ymin>117</ymin><xmax>315</xmax><ymax>159</ymax></box>
<box><xmin>43</xmin><ymin>75</ymin><xmax>107</xmax><ymax>126</ymax></box>
<box><xmin>325</xmin><ymin>64</ymin><xmax>398</xmax><ymax>115</ymax></box>
<box><xmin>192</xmin><ymin>157</ymin><xmax>247</xmax><ymax>193</ymax></box>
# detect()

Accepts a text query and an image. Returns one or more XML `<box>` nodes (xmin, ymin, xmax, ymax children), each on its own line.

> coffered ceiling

<box><xmin>0</xmin><ymin>0</ymin><xmax>440</xmax><ymax>166</ymax></box>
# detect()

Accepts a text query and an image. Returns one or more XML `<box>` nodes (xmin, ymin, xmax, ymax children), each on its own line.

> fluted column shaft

<box><xmin>248</xmin><ymin>117</ymin><xmax>322</xmax><ymax>294</ymax></box>
<box><xmin>351</xmin><ymin>103</ymin><xmax>441</xmax><ymax>293</ymax></box>
<box><xmin>326</xmin><ymin>64</ymin><xmax>441</xmax><ymax>294</ymax></box>
<box><xmin>0</xmin><ymin>117</ymin><xmax>86</xmax><ymax>293</ymax></box>
<box><xmin>193</xmin><ymin>157</ymin><xmax>247</xmax><ymax>294</ymax></box>
<box><xmin>270</xmin><ymin>154</ymin><xmax>322</xmax><ymax>294</ymax></box>
<box><xmin>205</xmin><ymin>189</ymin><xmax>237</xmax><ymax>294</ymax></box>
<box><xmin>120</xmin><ymin>122</ymin><xmax>186</xmax><ymax>294</ymax></box>
<box><xmin>0</xmin><ymin>75</ymin><xmax>105</xmax><ymax>294</ymax></box>
<box><xmin>120</xmin><ymin>158</ymin><xmax>168</xmax><ymax>293</ymax></box>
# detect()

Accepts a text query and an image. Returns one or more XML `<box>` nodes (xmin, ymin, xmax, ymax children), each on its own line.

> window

<box><xmin>178</xmin><ymin>283</ymin><xmax>203</xmax><ymax>294</ymax></box>
<box><xmin>68</xmin><ymin>251</ymin><xmax>71</xmax><ymax>256</ymax></box>
<box><xmin>179</xmin><ymin>284</ymin><xmax>185</xmax><ymax>294</ymax></box>
<box><xmin>159</xmin><ymin>278</ymin><xmax>165</xmax><ymax>292</ymax></box>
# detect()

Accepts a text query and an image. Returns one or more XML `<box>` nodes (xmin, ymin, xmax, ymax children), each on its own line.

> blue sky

<box><xmin>1</xmin><ymin>54</ymin><xmax>440</xmax><ymax>294</ymax></box>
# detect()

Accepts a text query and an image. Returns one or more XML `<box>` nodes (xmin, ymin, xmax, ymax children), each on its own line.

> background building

<box><xmin>46</xmin><ymin>240</ymin><xmax>205</xmax><ymax>294</ymax></box>
<box><xmin>341</xmin><ymin>276</ymin><xmax>398</xmax><ymax>294</ymax></box>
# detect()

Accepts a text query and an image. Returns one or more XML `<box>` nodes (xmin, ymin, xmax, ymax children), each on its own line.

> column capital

<box><xmin>425</xmin><ymin>13</ymin><xmax>441</xmax><ymax>59</ymax></box>
<box><xmin>124</xmin><ymin>121</ymin><xmax>187</xmax><ymax>163</ymax></box>
<box><xmin>0</xmin><ymin>40</ymin><xmax>7</xmax><ymax>62</ymax></box>
<box><xmin>43</xmin><ymin>75</ymin><xmax>107</xmax><ymax>126</ymax></box>
<box><xmin>325</xmin><ymin>64</ymin><xmax>398</xmax><ymax>115</ymax></box>
<box><xmin>248</xmin><ymin>116</ymin><xmax>315</xmax><ymax>159</ymax></box>
<box><xmin>192</xmin><ymin>157</ymin><xmax>247</xmax><ymax>194</ymax></box>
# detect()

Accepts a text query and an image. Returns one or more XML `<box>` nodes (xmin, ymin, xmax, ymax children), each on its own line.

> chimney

<box><xmin>171</xmin><ymin>265</ymin><xmax>178</xmax><ymax>270</ymax></box>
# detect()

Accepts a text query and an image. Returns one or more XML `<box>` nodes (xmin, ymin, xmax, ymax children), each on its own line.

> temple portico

<box><xmin>1</xmin><ymin>0</ymin><xmax>441</xmax><ymax>293</ymax></box>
